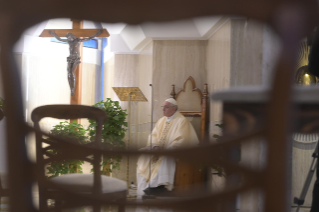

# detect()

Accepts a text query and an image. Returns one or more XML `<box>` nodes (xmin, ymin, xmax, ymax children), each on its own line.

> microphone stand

<box><xmin>294</xmin><ymin>141</ymin><xmax>318</xmax><ymax>212</ymax></box>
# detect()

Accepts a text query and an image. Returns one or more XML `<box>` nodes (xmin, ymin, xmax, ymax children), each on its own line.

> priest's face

<box><xmin>162</xmin><ymin>101</ymin><xmax>176</xmax><ymax>117</ymax></box>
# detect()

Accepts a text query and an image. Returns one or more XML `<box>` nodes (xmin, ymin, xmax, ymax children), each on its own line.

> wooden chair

<box><xmin>170</xmin><ymin>76</ymin><xmax>209</xmax><ymax>191</ymax></box>
<box><xmin>31</xmin><ymin>105</ymin><xmax>127</xmax><ymax>212</ymax></box>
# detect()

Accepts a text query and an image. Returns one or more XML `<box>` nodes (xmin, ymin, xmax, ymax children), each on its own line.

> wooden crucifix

<box><xmin>40</xmin><ymin>20</ymin><xmax>109</xmax><ymax>108</ymax></box>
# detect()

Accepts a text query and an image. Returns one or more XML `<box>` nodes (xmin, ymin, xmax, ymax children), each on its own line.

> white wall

<box><xmin>12</xmin><ymin>34</ymin><xmax>102</xmax><ymax>169</ymax></box>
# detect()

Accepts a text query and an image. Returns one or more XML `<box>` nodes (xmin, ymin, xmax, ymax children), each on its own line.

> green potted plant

<box><xmin>46</xmin><ymin>121</ymin><xmax>89</xmax><ymax>178</ymax></box>
<box><xmin>87</xmin><ymin>98</ymin><xmax>127</xmax><ymax>175</ymax></box>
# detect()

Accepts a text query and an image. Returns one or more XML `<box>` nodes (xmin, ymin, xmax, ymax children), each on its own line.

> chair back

<box><xmin>31</xmin><ymin>104</ymin><xmax>107</xmax><ymax>123</ymax></box>
<box><xmin>169</xmin><ymin>77</ymin><xmax>209</xmax><ymax>191</ymax></box>
<box><xmin>170</xmin><ymin>76</ymin><xmax>209</xmax><ymax>143</ymax></box>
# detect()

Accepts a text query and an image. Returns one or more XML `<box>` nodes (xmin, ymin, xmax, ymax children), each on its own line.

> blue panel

<box><xmin>50</xmin><ymin>38</ymin><xmax>67</xmax><ymax>44</ymax></box>
<box><xmin>103</xmin><ymin>37</ymin><xmax>108</xmax><ymax>48</ymax></box>
<box><xmin>100</xmin><ymin>37</ymin><xmax>108</xmax><ymax>101</ymax></box>
<box><xmin>50</xmin><ymin>38</ymin><xmax>98</xmax><ymax>49</ymax></box>
<box><xmin>83</xmin><ymin>39</ymin><xmax>98</xmax><ymax>49</ymax></box>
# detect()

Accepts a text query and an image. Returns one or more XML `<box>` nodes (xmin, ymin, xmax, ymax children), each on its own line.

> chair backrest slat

<box><xmin>31</xmin><ymin>105</ymin><xmax>108</xmax><ymax>204</ymax></box>
<box><xmin>31</xmin><ymin>105</ymin><xmax>107</xmax><ymax>123</ymax></box>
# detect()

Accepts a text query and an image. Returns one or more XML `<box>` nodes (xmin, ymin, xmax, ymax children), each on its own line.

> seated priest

<box><xmin>136</xmin><ymin>98</ymin><xmax>199</xmax><ymax>196</ymax></box>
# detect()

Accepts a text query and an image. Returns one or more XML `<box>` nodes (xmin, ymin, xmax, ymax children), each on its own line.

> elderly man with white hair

<box><xmin>136</xmin><ymin>98</ymin><xmax>199</xmax><ymax>196</ymax></box>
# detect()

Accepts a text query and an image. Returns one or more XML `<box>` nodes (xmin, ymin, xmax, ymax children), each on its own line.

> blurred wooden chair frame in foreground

<box><xmin>0</xmin><ymin>109</ymin><xmax>4</xmax><ymax>122</ymax></box>
<box><xmin>170</xmin><ymin>76</ymin><xmax>209</xmax><ymax>191</ymax></box>
<box><xmin>31</xmin><ymin>105</ymin><xmax>127</xmax><ymax>212</ymax></box>
<box><xmin>0</xmin><ymin>173</ymin><xmax>8</xmax><ymax>209</ymax></box>
<box><xmin>0</xmin><ymin>108</ymin><xmax>9</xmax><ymax>206</ymax></box>
<box><xmin>1</xmin><ymin>0</ymin><xmax>319</xmax><ymax>212</ymax></box>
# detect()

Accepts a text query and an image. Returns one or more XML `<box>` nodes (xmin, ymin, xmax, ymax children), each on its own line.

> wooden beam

<box><xmin>71</xmin><ymin>19</ymin><xmax>83</xmax><ymax>29</ymax></box>
<box><xmin>39</xmin><ymin>29</ymin><xmax>110</xmax><ymax>37</ymax></box>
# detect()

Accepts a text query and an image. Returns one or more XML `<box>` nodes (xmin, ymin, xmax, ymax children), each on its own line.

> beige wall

<box><xmin>230</xmin><ymin>19</ymin><xmax>263</xmax><ymax>86</ymax></box>
<box><xmin>206</xmin><ymin>20</ymin><xmax>231</xmax><ymax>138</ymax></box>
<box><xmin>231</xmin><ymin>19</ymin><xmax>264</xmax><ymax>212</ymax></box>
<box><xmin>207</xmin><ymin>19</ymin><xmax>264</xmax><ymax>131</ymax></box>
<box><xmin>81</xmin><ymin>63</ymin><xmax>101</xmax><ymax>128</ymax></box>
<box><xmin>103</xmin><ymin>56</ymin><xmax>115</xmax><ymax>99</ymax></box>
<box><xmin>82</xmin><ymin>63</ymin><xmax>101</xmax><ymax>106</ymax></box>
<box><xmin>109</xmin><ymin>54</ymin><xmax>139</xmax><ymax>183</ymax></box>
<box><xmin>206</xmin><ymin>19</ymin><xmax>231</xmax><ymax>194</ymax></box>
<box><xmin>136</xmin><ymin>42</ymin><xmax>153</xmax><ymax>149</ymax></box>
<box><xmin>206</xmin><ymin>19</ymin><xmax>268</xmax><ymax>211</ymax></box>
<box><xmin>152</xmin><ymin>40</ymin><xmax>207</xmax><ymax>121</ymax></box>
<box><xmin>102</xmin><ymin>48</ymin><xmax>153</xmax><ymax>184</ymax></box>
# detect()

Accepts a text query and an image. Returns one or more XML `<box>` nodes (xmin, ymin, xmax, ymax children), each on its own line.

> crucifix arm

<box><xmin>80</xmin><ymin>29</ymin><xmax>103</xmax><ymax>42</ymax></box>
<box><xmin>49</xmin><ymin>30</ymin><xmax>68</xmax><ymax>42</ymax></box>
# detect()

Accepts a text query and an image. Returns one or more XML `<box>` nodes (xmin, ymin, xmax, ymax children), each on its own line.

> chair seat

<box><xmin>49</xmin><ymin>174</ymin><xmax>127</xmax><ymax>194</ymax></box>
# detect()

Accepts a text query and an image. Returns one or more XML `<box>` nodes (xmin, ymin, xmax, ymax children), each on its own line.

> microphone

<box><xmin>308</xmin><ymin>28</ymin><xmax>319</xmax><ymax>77</ymax></box>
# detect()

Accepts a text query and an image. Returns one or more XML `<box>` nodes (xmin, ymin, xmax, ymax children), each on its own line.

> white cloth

<box><xmin>137</xmin><ymin>156</ymin><xmax>176</xmax><ymax>196</ymax></box>
<box><xmin>151</xmin><ymin>112</ymin><xmax>176</xmax><ymax>149</ymax></box>
<box><xmin>136</xmin><ymin>111</ymin><xmax>199</xmax><ymax>196</ymax></box>
<box><xmin>137</xmin><ymin>112</ymin><xmax>198</xmax><ymax>182</ymax></box>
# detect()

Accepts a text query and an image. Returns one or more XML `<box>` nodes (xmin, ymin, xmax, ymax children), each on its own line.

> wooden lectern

<box><xmin>112</xmin><ymin>87</ymin><xmax>148</xmax><ymax>191</ymax></box>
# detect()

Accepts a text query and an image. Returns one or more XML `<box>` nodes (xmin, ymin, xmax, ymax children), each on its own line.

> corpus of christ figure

<box><xmin>49</xmin><ymin>29</ymin><xmax>103</xmax><ymax>96</ymax></box>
